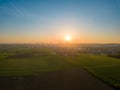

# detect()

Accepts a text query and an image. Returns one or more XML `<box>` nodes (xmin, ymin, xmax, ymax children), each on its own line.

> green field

<box><xmin>0</xmin><ymin>48</ymin><xmax>120</xmax><ymax>88</ymax></box>
<box><xmin>72</xmin><ymin>54</ymin><xmax>120</xmax><ymax>88</ymax></box>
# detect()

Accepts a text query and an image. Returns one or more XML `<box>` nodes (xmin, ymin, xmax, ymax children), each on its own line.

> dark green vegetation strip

<box><xmin>0</xmin><ymin>48</ymin><xmax>120</xmax><ymax>89</ymax></box>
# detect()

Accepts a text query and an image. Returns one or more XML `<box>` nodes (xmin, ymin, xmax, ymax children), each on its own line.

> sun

<box><xmin>65</xmin><ymin>35</ymin><xmax>71</xmax><ymax>42</ymax></box>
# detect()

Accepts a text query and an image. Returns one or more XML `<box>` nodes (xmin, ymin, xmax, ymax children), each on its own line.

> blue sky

<box><xmin>0</xmin><ymin>0</ymin><xmax>120</xmax><ymax>43</ymax></box>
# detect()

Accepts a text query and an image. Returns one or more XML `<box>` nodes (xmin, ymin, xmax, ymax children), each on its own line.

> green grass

<box><xmin>73</xmin><ymin>54</ymin><xmax>120</xmax><ymax>88</ymax></box>
<box><xmin>0</xmin><ymin>48</ymin><xmax>120</xmax><ymax>88</ymax></box>
<box><xmin>0</xmin><ymin>55</ymin><xmax>73</xmax><ymax>76</ymax></box>
<box><xmin>0</xmin><ymin>47</ymin><xmax>73</xmax><ymax>76</ymax></box>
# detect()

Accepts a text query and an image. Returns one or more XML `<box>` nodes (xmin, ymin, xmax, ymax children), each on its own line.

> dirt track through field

<box><xmin>0</xmin><ymin>68</ymin><xmax>114</xmax><ymax>90</ymax></box>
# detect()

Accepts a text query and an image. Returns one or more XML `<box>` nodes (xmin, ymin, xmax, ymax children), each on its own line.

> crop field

<box><xmin>0</xmin><ymin>45</ymin><xmax>120</xmax><ymax>89</ymax></box>
<box><xmin>72</xmin><ymin>54</ymin><xmax>120</xmax><ymax>89</ymax></box>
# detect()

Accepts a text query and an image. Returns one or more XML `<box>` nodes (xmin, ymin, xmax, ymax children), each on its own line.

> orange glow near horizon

<box><xmin>0</xmin><ymin>33</ymin><xmax>120</xmax><ymax>44</ymax></box>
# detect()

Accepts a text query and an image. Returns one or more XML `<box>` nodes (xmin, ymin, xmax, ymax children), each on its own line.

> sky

<box><xmin>0</xmin><ymin>0</ymin><xmax>120</xmax><ymax>43</ymax></box>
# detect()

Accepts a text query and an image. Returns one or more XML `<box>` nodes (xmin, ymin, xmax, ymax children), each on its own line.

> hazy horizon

<box><xmin>0</xmin><ymin>0</ymin><xmax>120</xmax><ymax>43</ymax></box>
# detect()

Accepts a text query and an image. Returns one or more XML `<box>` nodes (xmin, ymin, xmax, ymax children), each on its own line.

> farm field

<box><xmin>72</xmin><ymin>54</ymin><xmax>120</xmax><ymax>89</ymax></box>
<box><xmin>0</xmin><ymin>45</ymin><xmax>120</xmax><ymax>89</ymax></box>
